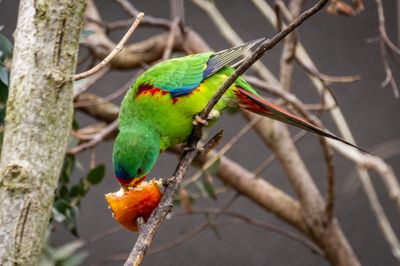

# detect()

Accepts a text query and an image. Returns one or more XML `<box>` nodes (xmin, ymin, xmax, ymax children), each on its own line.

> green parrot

<box><xmin>113</xmin><ymin>39</ymin><xmax>364</xmax><ymax>187</ymax></box>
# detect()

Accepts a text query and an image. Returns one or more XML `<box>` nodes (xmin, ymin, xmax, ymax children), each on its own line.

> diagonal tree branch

<box><xmin>123</xmin><ymin>1</ymin><xmax>330</xmax><ymax>265</ymax></box>
<box><xmin>74</xmin><ymin>12</ymin><xmax>144</xmax><ymax>81</ymax></box>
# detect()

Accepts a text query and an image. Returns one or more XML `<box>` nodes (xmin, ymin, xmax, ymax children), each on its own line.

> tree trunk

<box><xmin>0</xmin><ymin>1</ymin><xmax>85</xmax><ymax>265</ymax></box>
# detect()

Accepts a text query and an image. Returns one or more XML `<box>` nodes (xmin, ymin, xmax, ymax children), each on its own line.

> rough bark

<box><xmin>0</xmin><ymin>0</ymin><xmax>85</xmax><ymax>265</ymax></box>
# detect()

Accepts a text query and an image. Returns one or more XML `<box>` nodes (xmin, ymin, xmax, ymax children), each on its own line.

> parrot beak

<box><xmin>118</xmin><ymin>176</ymin><xmax>147</xmax><ymax>190</ymax></box>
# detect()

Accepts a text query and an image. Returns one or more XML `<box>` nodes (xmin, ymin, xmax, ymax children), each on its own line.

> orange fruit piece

<box><xmin>105</xmin><ymin>180</ymin><xmax>162</xmax><ymax>231</ymax></box>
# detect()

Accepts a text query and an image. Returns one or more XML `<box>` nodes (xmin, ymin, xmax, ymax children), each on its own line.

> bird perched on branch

<box><xmin>113</xmin><ymin>38</ymin><xmax>365</xmax><ymax>188</ymax></box>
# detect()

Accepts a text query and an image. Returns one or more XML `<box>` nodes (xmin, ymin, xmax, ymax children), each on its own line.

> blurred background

<box><xmin>1</xmin><ymin>0</ymin><xmax>400</xmax><ymax>265</ymax></box>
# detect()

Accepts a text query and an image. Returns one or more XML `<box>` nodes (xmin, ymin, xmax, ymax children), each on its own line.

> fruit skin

<box><xmin>105</xmin><ymin>182</ymin><xmax>161</xmax><ymax>231</ymax></box>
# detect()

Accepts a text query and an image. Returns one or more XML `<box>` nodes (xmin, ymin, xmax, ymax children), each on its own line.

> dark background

<box><xmin>1</xmin><ymin>0</ymin><xmax>400</xmax><ymax>265</ymax></box>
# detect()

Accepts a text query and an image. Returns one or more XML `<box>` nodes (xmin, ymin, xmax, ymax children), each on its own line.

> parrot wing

<box><xmin>133</xmin><ymin>39</ymin><xmax>264</xmax><ymax>98</ymax></box>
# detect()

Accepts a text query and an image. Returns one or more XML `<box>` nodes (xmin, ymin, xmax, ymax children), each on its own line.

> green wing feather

<box><xmin>132</xmin><ymin>53</ymin><xmax>212</xmax><ymax>94</ymax></box>
<box><xmin>131</xmin><ymin>38</ymin><xmax>264</xmax><ymax>97</ymax></box>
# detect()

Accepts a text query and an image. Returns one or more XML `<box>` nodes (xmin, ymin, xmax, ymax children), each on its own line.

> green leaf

<box><xmin>0</xmin><ymin>75</ymin><xmax>8</xmax><ymax>104</ymax></box>
<box><xmin>202</xmin><ymin>173</ymin><xmax>217</xmax><ymax>200</ymax></box>
<box><xmin>0</xmin><ymin>66</ymin><xmax>8</xmax><ymax>86</ymax></box>
<box><xmin>60</xmin><ymin>155</ymin><xmax>75</xmax><ymax>183</ymax></box>
<box><xmin>72</xmin><ymin>78</ymin><xmax>87</xmax><ymax>91</ymax></box>
<box><xmin>52</xmin><ymin>240</ymin><xmax>85</xmax><ymax>260</ymax></box>
<box><xmin>60</xmin><ymin>251</ymin><xmax>88</xmax><ymax>266</ymax></box>
<box><xmin>67</xmin><ymin>136</ymin><xmax>79</xmax><ymax>149</ymax></box>
<box><xmin>59</xmin><ymin>185</ymin><xmax>69</xmax><ymax>200</ymax></box>
<box><xmin>79</xmin><ymin>29</ymin><xmax>95</xmax><ymax>44</ymax></box>
<box><xmin>54</xmin><ymin>199</ymin><xmax>70</xmax><ymax>214</ymax></box>
<box><xmin>69</xmin><ymin>179</ymin><xmax>88</xmax><ymax>198</ymax></box>
<box><xmin>194</xmin><ymin>179</ymin><xmax>209</xmax><ymax>198</ymax></box>
<box><xmin>207</xmin><ymin>160</ymin><xmax>220</xmax><ymax>177</ymax></box>
<box><xmin>205</xmin><ymin>214</ymin><xmax>222</xmax><ymax>240</ymax></box>
<box><xmin>226</xmin><ymin>106</ymin><xmax>239</xmax><ymax>115</ymax></box>
<box><xmin>71</xmin><ymin>117</ymin><xmax>79</xmax><ymax>130</ymax></box>
<box><xmin>0</xmin><ymin>33</ymin><xmax>12</xmax><ymax>60</ymax></box>
<box><xmin>194</xmin><ymin>174</ymin><xmax>217</xmax><ymax>200</ymax></box>
<box><xmin>87</xmin><ymin>164</ymin><xmax>105</xmax><ymax>185</ymax></box>
<box><xmin>63</xmin><ymin>206</ymin><xmax>79</xmax><ymax>236</ymax></box>
<box><xmin>41</xmin><ymin>232</ymin><xmax>88</xmax><ymax>266</ymax></box>
<box><xmin>52</xmin><ymin>207</ymin><xmax>66</xmax><ymax>223</ymax></box>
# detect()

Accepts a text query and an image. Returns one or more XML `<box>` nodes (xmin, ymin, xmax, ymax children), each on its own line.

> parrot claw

<box><xmin>182</xmin><ymin>146</ymin><xmax>195</xmax><ymax>152</ymax></box>
<box><xmin>193</xmin><ymin>115</ymin><xmax>208</xmax><ymax>126</ymax></box>
<box><xmin>182</xmin><ymin>142</ymin><xmax>204</xmax><ymax>153</ymax></box>
<box><xmin>163</xmin><ymin>176</ymin><xmax>175</xmax><ymax>187</ymax></box>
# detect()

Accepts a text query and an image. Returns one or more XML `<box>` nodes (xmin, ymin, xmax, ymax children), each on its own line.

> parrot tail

<box><xmin>235</xmin><ymin>87</ymin><xmax>369</xmax><ymax>153</ymax></box>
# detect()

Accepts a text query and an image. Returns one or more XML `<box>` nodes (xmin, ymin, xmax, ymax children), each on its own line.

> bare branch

<box><xmin>162</xmin><ymin>18</ymin><xmax>180</xmax><ymax>60</ymax></box>
<box><xmin>252</xmin><ymin>2</ymin><xmax>400</xmax><ymax>259</ymax></box>
<box><xmin>170</xmin><ymin>0</ymin><xmax>185</xmax><ymax>22</ymax></box>
<box><xmin>73</xmin><ymin>65</ymin><xmax>110</xmax><ymax>98</ymax></box>
<box><xmin>112</xmin><ymin>0</ymin><xmax>171</xmax><ymax>29</ymax></box>
<box><xmin>174</xmin><ymin>208</ymin><xmax>325</xmax><ymax>257</ymax></box>
<box><xmin>67</xmin><ymin>120</ymin><xmax>118</xmax><ymax>155</ymax></box>
<box><xmin>74</xmin><ymin>12</ymin><xmax>144</xmax><ymax>80</ymax></box>
<box><xmin>191</xmin><ymin>0</ymin><xmax>279</xmax><ymax>85</ymax></box>
<box><xmin>374</xmin><ymin>0</ymin><xmax>400</xmax><ymax>97</ymax></box>
<box><xmin>75</xmin><ymin>92</ymin><xmax>120</xmax><ymax>124</ymax></box>
<box><xmin>277</xmin><ymin>0</ymin><xmax>303</xmax><ymax>92</ymax></box>
<box><xmin>181</xmin><ymin>116</ymin><xmax>262</xmax><ymax>188</ymax></box>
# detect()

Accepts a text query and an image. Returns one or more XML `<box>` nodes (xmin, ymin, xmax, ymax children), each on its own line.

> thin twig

<box><xmin>200</xmin><ymin>0</ymin><xmax>329</xmax><ymax>121</ymax></box>
<box><xmin>150</xmin><ymin>193</ymin><xmax>239</xmax><ymax>255</ymax></box>
<box><xmin>149</xmin><ymin>207</ymin><xmax>324</xmax><ymax>257</ymax></box>
<box><xmin>320</xmin><ymin>137</ymin><xmax>335</xmax><ymax>221</ymax></box>
<box><xmin>181</xmin><ymin>116</ymin><xmax>262</xmax><ymax>188</ymax></box>
<box><xmin>199</xmin><ymin>130</ymin><xmax>224</xmax><ymax>156</ymax></box>
<box><xmin>191</xmin><ymin>0</ymin><xmax>279</xmax><ymax>85</ymax></box>
<box><xmin>277</xmin><ymin>0</ymin><xmax>303</xmax><ymax>92</ymax></box>
<box><xmin>84</xmin><ymin>226</ymin><xmax>122</xmax><ymax>246</ymax></box>
<box><xmin>253</xmin><ymin>130</ymin><xmax>307</xmax><ymax>177</ymax></box>
<box><xmin>123</xmin><ymin>2</ymin><xmax>329</xmax><ymax>265</ymax></box>
<box><xmin>73</xmin><ymin>66</ymin><xmax>110</xmax><ymax>98</ymax></box>
<box><xmin>162</xmin><ymin>18</ymin><xmax>180</xmax><ymax>60</ymax></box>
<box><xmin>112</xmin><ymin>0</ymin><xmax>170</xmax><ymax>29</ymax></box>
<box><xmin>74</xmin><ymin>12</ymin><xmax>144</xmax><ymax>80</ymax></box>
<box><xmin>74</xmin><ymin>78</ymin><xmax>131</xmax><ymax>108</ymax></box>
<box><xmin>170</xmin><ymin>0</ymin><xmax>185</xmax><ymax>22</ymax></box>
<box><xmin>375</xmin><ymin>0</ymin><xmax>400</xmax><ymax>97</ymax></box>
<box><xmin>67</xmin><ymin>120</ymin><xmax>118</xmax><ymax>155</ymax></box>
<box><xmin>295</xmin><ymin>57</ymin><xmax>361</xmax><ymax>85</ymax></box>
<box><xmin>248</xmin><ymin>76</ymin><xmax>337</xmax><ymax>221</ymax></box>
<box><xmin>178</xmin><ymin>208</ymin><xmax>325</xmax><ymax>257</ymax></box>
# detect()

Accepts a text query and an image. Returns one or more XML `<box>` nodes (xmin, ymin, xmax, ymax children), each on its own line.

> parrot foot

<box><xmin>193</xmin><ymin>115</ymin><xmax>208</xmax><ymax>126</ymax></box>
<box><xmin>163</xmin><ymin>176</ymin><xmax>176</xmax><ymax>187</ymax></box>
<box><xmin>182</xmin><ymin>142</ymin><xmax>204</xmax><ymax>153</ymax></box>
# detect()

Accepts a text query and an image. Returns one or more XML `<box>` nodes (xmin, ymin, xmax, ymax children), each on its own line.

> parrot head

<box><xmin>112</xmin><ymin>127</ymin><xmax>160</xmax><ymax>188</ymax></box>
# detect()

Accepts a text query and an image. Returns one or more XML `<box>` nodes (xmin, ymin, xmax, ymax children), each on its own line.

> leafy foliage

<box><xmin>0</xmin><ymin>32</ymin><xmax>12</xmax><ymax>155</ymax></box>
<box><xmin>54</xmin><ymin>153</ymin><xmax>105</xmax><ymax>236</ymax></box>
<box><xmin>79</xmin><ymin>28</ymin><xmax>95</xmax><ymax>44</ymax></box>
<box><xmin>40</xmin><ymin>233</ymin><xmax>88</xmax><ymax>266</ymax></box>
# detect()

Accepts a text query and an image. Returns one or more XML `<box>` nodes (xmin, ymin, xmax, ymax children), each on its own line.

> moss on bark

<box><xmin>0</xmin><ymin>1</ymin><xmax>85</xmax><ymax>265</ymax></box>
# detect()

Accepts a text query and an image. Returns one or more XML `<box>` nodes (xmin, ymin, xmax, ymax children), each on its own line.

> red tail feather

<box><xmin>234</xmin><ymin>87</ymin><xmax>368</xmax><ymax>153</ymax></box>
